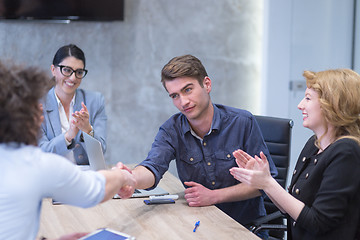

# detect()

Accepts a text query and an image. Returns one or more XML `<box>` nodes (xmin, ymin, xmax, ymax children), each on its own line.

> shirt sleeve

<box><xmin>138</xmin><ymin>124</ymin><xmax>176</xmax><ymax>189</ymax></box>
<box><xmin>38</xmin><ymin>129</ymin><xmax>73</xmax><ymax>154</ymax></box>
<box><xmin>39</xmin><ymin>152</ymin><xmax>106</xmax><ymax>208</ymax></box>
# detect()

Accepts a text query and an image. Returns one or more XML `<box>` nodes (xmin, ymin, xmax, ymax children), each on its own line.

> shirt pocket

<box><xmin>177</xmin><ymin>151</ymin><xmax>204</xmax><ymax>183</ymax></box>
<box><xmin>214</xmin><ymin>149</ymin><xmax>235</xmax><ymax>163</ymax></box>
<box><xmin>179</xmin><ymin>151</ymin><xmax>203</xmax><ymax>165</ymax></box>
<box><xmin>214</xmin><ymin>149</ymin><xmax>237</xmax><ymax>184</ymax></box>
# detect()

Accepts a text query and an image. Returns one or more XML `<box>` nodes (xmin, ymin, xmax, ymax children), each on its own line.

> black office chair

<box><xmin>251</xmin><ymin>115</ymin><xmax>294</xmax><ymax>240</ymax></box>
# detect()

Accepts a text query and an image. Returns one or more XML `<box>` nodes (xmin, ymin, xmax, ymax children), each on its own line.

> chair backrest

<box><xmin>255</xmin><ymin>115</ymin><xmax>293</xmax><ymax>239</ymax></box>
<box><xmin>255</xmin><ymin>115</ymin><xmax>293</xmax><ymax>189</ymax></box>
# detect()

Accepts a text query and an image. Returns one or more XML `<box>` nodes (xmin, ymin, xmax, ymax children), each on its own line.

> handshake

<box><xmin>109</xmin><ymin>162</ymin><xmax>137</xmax><ymax>199</ymax></box>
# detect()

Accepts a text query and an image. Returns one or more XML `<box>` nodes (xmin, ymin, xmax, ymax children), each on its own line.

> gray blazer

<box><xmin>38</xmin><ymin>87</ymin><xmax>107</xmax><ymax>165</ymax></box>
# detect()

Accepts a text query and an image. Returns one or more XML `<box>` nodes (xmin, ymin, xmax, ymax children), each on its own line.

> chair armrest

<box><xmin>249</xmin><ymin>211</ymin><xmax>287</xmax><ymax>234</ymax></box>
<box><xmin>252</xmin><ymin>211</ymin><xmax>285</xmax><ymax>226</ymax></box>
<box><xmin>251</xmin><ymin>223</ymin><xmax>287</xmax><ymax>234</ymax></box>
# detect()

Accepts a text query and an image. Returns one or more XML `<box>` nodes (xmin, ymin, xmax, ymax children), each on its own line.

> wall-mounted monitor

<box><xmin>0</xmin><ymin>0</ymin><xmax>124</xmax><ymax>22</ymax></box>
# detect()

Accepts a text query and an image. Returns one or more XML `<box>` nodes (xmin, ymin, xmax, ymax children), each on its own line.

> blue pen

<box><xmin>193</xmin><ymin>220</ymin><xmax>200</xmax><ymax>232</ymax></box>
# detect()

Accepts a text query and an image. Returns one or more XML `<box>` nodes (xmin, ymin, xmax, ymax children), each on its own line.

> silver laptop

<box><xmin>113</xmin><ymin>186</ymin><xmax>169</xmax><ymax>199</ymax></box>
<box><xmin>83</xmin><ymin>132</ymin><xmax>107</xmax><ymax>171</ymax></box>
<box><xmin>131</xmin><ymin>187</ymin><xmax>169</xmax><ymax>198</ymax></box>
<box><xmin>83</xmin><ymin>133</ymin><xmax>169</xmax><ymax>198</ymax></box>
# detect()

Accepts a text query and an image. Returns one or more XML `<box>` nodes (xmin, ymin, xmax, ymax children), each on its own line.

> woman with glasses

<box><xmin>38</xmin><ymin>44</ymin><xmax>107</xmax><ymax>165</ymax></box>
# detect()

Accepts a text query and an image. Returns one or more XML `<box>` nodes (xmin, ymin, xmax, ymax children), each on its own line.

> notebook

<box><xmin>83</xmin><ymin>132</ymin><xmax>107</xmax><ymax>171</ymax></box>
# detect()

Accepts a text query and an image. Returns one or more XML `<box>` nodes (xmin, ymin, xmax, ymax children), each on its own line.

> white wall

<box><xmin>263</xmin><ymin>0</ymin><xmax>357</xmax><ymax>184</ymax></box>
<box><xmin>355</xmin><ymin>0</ymin><xmax>360</xmax><ymax>73</ymax></box>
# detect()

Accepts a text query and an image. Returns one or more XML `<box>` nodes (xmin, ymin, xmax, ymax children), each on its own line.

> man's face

<box><xmin>165</xmin><ymin>76</ymin><xmax>212</xmax><ymax>121</ymax></box>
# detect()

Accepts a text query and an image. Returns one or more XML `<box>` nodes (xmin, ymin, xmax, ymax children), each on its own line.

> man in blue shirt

<box><xmin>129</xmin><ymin>55</ymin><xmax>277</xmax><ymax>235</ymax></box>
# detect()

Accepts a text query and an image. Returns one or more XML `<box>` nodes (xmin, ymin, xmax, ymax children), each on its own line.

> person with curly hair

<box><xmin>230</xmin><ymin>69</ymin><xmax>360</xmax><ymax>240</ymax></box>
<box><xmin>0</xmin><ymin>61</ymin><xmax>136</xmax><ymax>240</ymax></box>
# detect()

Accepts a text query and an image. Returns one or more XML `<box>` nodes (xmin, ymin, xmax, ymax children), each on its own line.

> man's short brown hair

<box><xmin>161</xmin><ymin>55</ymin><xmax>208</xmax><ymax>90</ymax></box>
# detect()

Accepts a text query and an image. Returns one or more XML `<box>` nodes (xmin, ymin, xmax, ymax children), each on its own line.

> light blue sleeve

<box><xmin>38</xmin><ymin>130</ymin><xmax>70</xmax><ymax>155</ymax></box>
<box><xmin>38</xmin><ymin>88</ymin><xmax>72</xmax><ymax>156</ymax></box>
<box><xmin>40</xmin><ymin>152</ymin><xmax>106</xmax><ymax>208</ymax></box>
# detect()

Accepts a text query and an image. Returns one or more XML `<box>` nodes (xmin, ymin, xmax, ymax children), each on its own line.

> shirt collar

<box><xmin>54</xmin><ymin>91</ymin><xmax>76</xmax><ymax>108</ymax></box>
<box><xmin>190</xmin><ymin>125</ymin><xmax>212</xmax><ymax>141</ymax></box>
<box><xmin>181</xmin><ymin>104</ymin><xmax>221</xmax><ymax>136</ymax></box>
<box><xmin>211</xmin><ymin>104</ymin><xmax>221</xmax><ymax>131</ymax></box>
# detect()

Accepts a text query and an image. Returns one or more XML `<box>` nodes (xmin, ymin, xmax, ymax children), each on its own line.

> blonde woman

<box><xmin>230</xmin><ymin>69</ymin><xmax>360</xmax><ymax>240</ymax></box>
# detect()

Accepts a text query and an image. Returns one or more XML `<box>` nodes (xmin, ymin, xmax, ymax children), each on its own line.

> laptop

<box><xmin>83</xmin><ymin>133</ymin><xmax>169</xmax><ymax>198</ymax></box>
<box><xmin>113</xmin><ymin>186</ymin><xmax>169</xmax><ymax>199</ymax></box>
<box><xmin>83</xmin><ymin>132</ymin><xmax>107</xmax><ymax>171</ymax></box>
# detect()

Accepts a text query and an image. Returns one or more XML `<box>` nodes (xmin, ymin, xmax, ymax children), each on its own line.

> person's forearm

<box><xmin>263</xmin><ymin>177</ymin><xmax>305</xmax><ymax>220</ymax></box>
<box><xmin>132</xmin><ymin>165</ymin><xmax>156</xmax><ymax>189</ymax></box>
<box><xmin>212</xmin><ymin>183</ymin><xmax>262</xmax><ymax>204</ymax></box>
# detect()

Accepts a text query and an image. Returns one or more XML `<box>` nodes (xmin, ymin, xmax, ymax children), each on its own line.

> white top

<box><xmin>54</xmin><ymin>92</ymin><xmax>76</xmax><ymax>163</ymax></box>
<box><xmin>0</xmin><ymin>143</ymin><xmax>105</xmax><ymax>240</ymax></box>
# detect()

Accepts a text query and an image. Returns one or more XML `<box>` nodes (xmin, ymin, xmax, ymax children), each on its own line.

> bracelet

<box><xmin>89</xmin><ymin>126</ymin><xmax>94</xmax><ymax>136</ymax></box>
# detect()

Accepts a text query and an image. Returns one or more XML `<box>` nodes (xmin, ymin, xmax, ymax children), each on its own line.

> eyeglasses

<box><xmin>56</xmin><ymin>65</ymin><xmax>88</xmax><ymax>79</ymax></box>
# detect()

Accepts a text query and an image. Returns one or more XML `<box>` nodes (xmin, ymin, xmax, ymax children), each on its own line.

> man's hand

<box><xmin>117</xmin><ymin>185</ymin><xmax>135</xmax><ymax>199</ymax></box>
<box><xmin>184</xmin><ymin>181</ymin><xmax>216</xmax><ymax>207</ymax></box>
<box><xmin>113</xmin><ymin>162</ymin><xmax>132</xmax><ymax>174</ymax></box>
<box><xmin>112</xmin><ymin>162</ymin><xmax>136</xmax><ymax>199</ymax></box>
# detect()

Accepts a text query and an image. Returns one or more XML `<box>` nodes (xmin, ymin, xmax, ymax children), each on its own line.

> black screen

<box><xmin>0</xmin><ymin>0</ymin><xmax>124</xmax><ymax>21</ymax></box>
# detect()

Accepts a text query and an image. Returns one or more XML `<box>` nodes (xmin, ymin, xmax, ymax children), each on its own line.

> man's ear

<box><xmin>203</xmin><ymin>76</ymin><xmax>212</xmax><ymax>93</ymax></box>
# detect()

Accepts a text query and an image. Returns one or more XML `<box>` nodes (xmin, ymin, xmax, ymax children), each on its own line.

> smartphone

<box><xmin>143</xmin><ymin>199</ymin><xmax>175</xmax><ymax>205</ymax></box>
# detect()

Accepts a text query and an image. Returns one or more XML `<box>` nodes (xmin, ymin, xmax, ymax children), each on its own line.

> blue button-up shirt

<box><xmin>140</xmin><ymin>104</ymin><xmax>277</xmax><ymax>225</ymax></box>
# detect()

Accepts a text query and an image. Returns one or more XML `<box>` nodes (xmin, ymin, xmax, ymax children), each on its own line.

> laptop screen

<box><xmin>83</xmin><ymin>132</ymin><xmax>107</xmax><ymax>171</ymax></box>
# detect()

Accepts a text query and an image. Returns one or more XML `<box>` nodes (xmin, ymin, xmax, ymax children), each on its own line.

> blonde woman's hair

<box><xmin>303</xmin><ymin>69</ymin><xmax>360</xmax><ymax>147</ymax></box>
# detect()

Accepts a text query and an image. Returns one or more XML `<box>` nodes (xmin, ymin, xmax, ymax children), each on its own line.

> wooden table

<box><xmin>37</xmin><ymin>171</ymin><xmax>260</xmax><ymax>240</ymax></box>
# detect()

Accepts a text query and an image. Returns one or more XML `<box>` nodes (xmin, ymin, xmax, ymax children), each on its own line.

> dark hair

<box><xmin>161</xmin><ymin>54</ymin><xmax>208</xmax><ymax>90</ymax></box>
<box><xmin>0</xmin><ymin>61</ymin><xmax>52</xmax><ymax>145</ymax></box>
<box><xmin>52</xmin><ymin>44</ymin><xmax>86</xmax><ymax>67</ymax></box>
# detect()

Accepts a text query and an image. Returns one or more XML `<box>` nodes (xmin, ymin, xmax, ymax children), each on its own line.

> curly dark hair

<box><xmin>0</xmin><ymin>61</ymin><xmax>52</xmax><ymax>145</ymax></box>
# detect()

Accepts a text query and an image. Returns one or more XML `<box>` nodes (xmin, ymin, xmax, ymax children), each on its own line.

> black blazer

<box><xmin>288</xmin><ymin>136</ymin><xmax>360</xmax><ymax>240</ymax></box>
